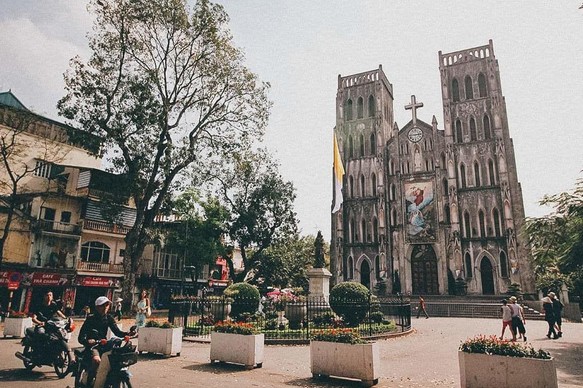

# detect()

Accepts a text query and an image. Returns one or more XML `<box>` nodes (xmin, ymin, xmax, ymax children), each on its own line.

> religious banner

<box><xmin>404</xmin><ymin>180</ymin><xmax>437</xmax><ymax>243</ymax></box>
<box><xmin>76</xmin><ymin>276</ymin><xmax>121</xmax><ymax>288</ymax></box>
<box><xmin>31</xmin><ymin>272</ymin><xmax>70</xmax><ymax>286</ymax></box>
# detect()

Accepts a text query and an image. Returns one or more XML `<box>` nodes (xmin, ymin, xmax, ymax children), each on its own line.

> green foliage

<box><xmin>312</xmin><ymin>311</ymin><xmax>336</xmax><ymax>327</ymax></box>
<box><xmin>224</xmin><ymin>282</ymin><xmax>260</xmax><ymax>320</ymax></box>
<box><xmin>311</xmin><ymin>329</ymin><xmax>366</xmax><ymax>345</ymax></box>
<box><xmin>213</xmin><ymin>321</ymin><xmax>258</xmax><ymax>335</ymax></box>
<box><xmin>145</xmin><ymin>320</ymin><xmax>161</xmax><ymax>328</ymax></box>
<box><xmin>368</xmin><ymin>311</ymin><xmax>384</xmax><ymax>324</ymax></box>
<box><xmin>507</xmin><ymin>283</ymin><xmax>522</xmax><ymax>297</ymax></box>
<box><xmin>460</xmin><ymin>335</ymin><xmax>551</xmax><ymax>359</ymax></box>
<box><xmin>329</xmin><ymin>282</ymin><xmax>371</xmax><ymax>327</ymax></box>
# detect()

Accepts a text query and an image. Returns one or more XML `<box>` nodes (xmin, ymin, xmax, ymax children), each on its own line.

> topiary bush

<box><xmin>224</xmin><ymin>282</ymin><xmax>260</xmax><ymax>321</ymax></box>
<box><xmin>329</xmin><ymin>282</ymin><xmax>371</xmax><ymax>327</ymax></box>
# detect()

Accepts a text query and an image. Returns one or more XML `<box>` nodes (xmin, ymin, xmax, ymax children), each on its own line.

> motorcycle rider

<box><xmin>78</xmin><ymin>296</ymin><xmax>135</xmax><ymax>382</ymax></box>
<box><xmin>28</xmin><ymin>290</ymin><xmax>75</xmax><ymax>363</ymax></box>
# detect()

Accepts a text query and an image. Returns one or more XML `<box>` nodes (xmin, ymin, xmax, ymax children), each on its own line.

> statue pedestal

<box><xmin>307</xmin><ymin>267</ymin><xmax>332</xmax><ymax>303</ymax></box>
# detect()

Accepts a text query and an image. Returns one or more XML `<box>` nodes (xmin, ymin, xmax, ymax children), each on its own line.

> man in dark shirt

<box><xmin>78</xmin><ymin>296</ymin><xmax>135</xmax><ymax>380</ymax></box>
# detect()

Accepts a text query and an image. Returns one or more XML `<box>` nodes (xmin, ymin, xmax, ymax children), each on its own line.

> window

<box><xmin>465</xmin><ymin>76</ymin><xmax>473</xmax><ymax>100</ymax></box>
<box><xmin>392</xmin><ymin>209</ymin><xmax>397</xmax><ymax>226</ymax></box>
<box><xmin>479</xmin><ymin>210</ymin><xmax>486</xmax><ymax>237</ymax></box>
<box><xmin>60</xmin><ymin>211</ymin><xmax>72</xmax><ymax>224</ymax></box>
<box><xmin>470</xmin><ymin>118</ymin><xmax>477</xmax><ymax>141</ymax></box>
<box><xmin>488</xmin><ymin>159</ymin><xmax>496</xmax><ymax>185</ymax></box>
<box><xmin>370</xmin><ymin>133</ymin><xmax>376</xmax><ymax>155</ymax></box>
<box><xmin>41</xmin><ymin>207</ymin><xmax>56</xmax><ymax>221</ymax></box>
<box><xmin>349</xmin><ymin>136</ymin><xmax>354</xmax><ymax>158</ymax></box>
<box><xmin>455</xmin><ymin>120</ymin><xmax>463</xmax><ymax>143</ymax></box>
<box><xmin>390</xmin><ymin>183</ymin><xmax>396</xmax><ymax>200</ymax></box>
<box><xmin>34</xmin><ymin>160</ymin><xmax>52</xmax><ymax>178</ymax></box>
<box><xmin>493</xmin><ymin>208</ymin><xmax>501</xmax><ymax>236</ymax></box>
<box><xmin>483</xmin><ymin>115</ymin><xmax>491</xmax><ymax>139</ymax></box>
<box><xmin>349</xmin><ymin>176</ymin><xmax>354</xmax><ymax>197</ymax></box>
<box><xmin>465</xmin><ymin>253</ymin><xmax>473</xmax><ymax>277</ymax></box>
<box><xmin>474</xmin><ymin>162</ymin><xmax>481</xmax><ymax>186</ymax></box>
<box><xmin>460</xmin><ymin>163</ymin><xmax>467</xmax><ymax>188</ymax></box>
<box><xmin>373</xmin><ymin>218</ymin><xmax>378</xmax><ymax>243</ymax></box>
<box><xmin>81</xmin><ymin>241</ymin><xmax>111</xmax><ymax>263</ymax></box>
<box><xmin>441</xmin><ymin>152</ymin><xmax>446</xmax><ymax>169</ymax></box>
<box><xmin>478</xmin><ymin>73</ymin><xmax>487</xmax><ymax>97</ymax></box>
<box><xmin>346</xmin><ymin>99</ymin><xmax>353</xmax><ymax>121</ymax></box>
<box><xmin>361</xmin><ymin>219</ymin><xmax>367</xmax><ymax>242</ymax></box>
<box><xmin>350</xmin><ymin>219</ymin><xmax>356</xmax><ymax>242</ymax></box>
<box><xmin>371</xmin><ymin>173</ymin><xmax>377</xmax><ymax>196</ymax></box>
<box><xmin>452</xmin><ymin>78</ymin><xmax>460</xmax><ymax>102</ymax></box>
<box><xmin>500</xmin><ymin>251</ymin><xmax>509</xmax><ymax>278</ymax></box>
<box><xmin>357</xmin><ymin>97</ymin><xmax>364</xmax><ymax>119</ymax></box>
<box><xmin>375</xmin><ymin>256</ymin><xmax>381</xmax><ymax>280</ymax></box>
<box><xmin>442</xmin><ymin>178</ymin><xmax>448</xmax><ymax>196</ymax></box>
<box><xmin>119</xmin><ymin>249</ymin><xmax>125</xmax><ymax>257</ymax></box>
<box><xmin>444</xmin><ymin>205</ymin><xmax>451</xmax><ymax>224</ymax></box>
<box><xmin>464</xmin><ymin>211</ymin><xmax>471</xmax><ymax>237</ymax></box>
<box><xmin>360</xmin><ymin>134</ymin><xmax>365</xmax><ymax>156</ymax></box>
<box><xmin>360</xmin><ymin>175</ymin><xmax>365</xmax><ymax>197</ymax></box>
<box><xmin>348</xmin><ymin>257</ymin><xmax>354</xmax><ymax>278</ymax></box>
<box><xmin>368</xmin><ymin>95</ymin><xmax>375</xmax><ymax>117</ymax></box>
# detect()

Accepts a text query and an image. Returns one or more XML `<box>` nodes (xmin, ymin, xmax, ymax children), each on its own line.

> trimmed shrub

<box><xmin>224</xmin><ymin>282</ymin><xmax>260</xmax><ymax>321</ymax></box>
<box><xmin>329</xmin><ymin>282</ymin><xmax>371</xmax><ymax>327</ymax></box>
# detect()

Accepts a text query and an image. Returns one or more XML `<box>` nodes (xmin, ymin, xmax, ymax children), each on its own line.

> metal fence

<box><xmin>169</xmin><ymin>294</ymin><xmax>411</xmax><ymax>342</ymax></box>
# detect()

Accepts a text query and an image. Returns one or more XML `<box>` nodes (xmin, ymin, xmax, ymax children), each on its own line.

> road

<box><xmin>0</xmin><ymin>317</ymin><xmax>581</xmax><ymax>387</ymax></box>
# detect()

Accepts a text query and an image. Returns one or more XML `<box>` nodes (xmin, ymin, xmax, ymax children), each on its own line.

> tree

<box><xmin>524</xmin><ymin>177</ymin><xmax>583</xmax><ymax>298</ymax></box>
<box><xmin>0</xmin><ymin>107</ymin><xmax>68</xmax><ymax>268</ymax></box>
<box><xmin>210</xmin><ymin>148</ymin><xmax>298</xmax><ymax>282</ymax></box>
<box><xmin>58</xmin><ymin>0</ymin><xmax>270</xmax><ymax>309</ymax></box>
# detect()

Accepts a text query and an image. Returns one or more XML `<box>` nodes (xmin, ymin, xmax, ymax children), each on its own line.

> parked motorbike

<box><xmin>15</xmin><ymin>317</ymin><xmax>75</xmax><ymax>378</ymax></box>
<box><xmin>74</xmin><ymin>330</ymin><xmax>137</xmax><ymax>388</ymax></box>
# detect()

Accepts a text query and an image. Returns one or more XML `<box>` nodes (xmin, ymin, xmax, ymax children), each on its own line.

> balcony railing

<box><xmin>82</xmin><ymin>220</ymin><xmax>131</xmax><ymax>235</ymax></box>
<box><xmin>153</xmin><ymin>267</ymin><xmax>182</xmax><ymax>279</ymax></box>
<box><xmin>77</xmin><ymin>261</ymin><xmax>124</xmax><ymax>274</ymax></box>
<box><xmin>37</xmin><ymin>219</ymin><xmax>81</xmax><ymax>235</ymax></box>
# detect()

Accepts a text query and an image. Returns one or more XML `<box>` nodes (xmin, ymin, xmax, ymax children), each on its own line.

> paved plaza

<box><xmin>0</xmin><ymin>317</ymin><xmax>581</xmax><ymax>387</ymax></box>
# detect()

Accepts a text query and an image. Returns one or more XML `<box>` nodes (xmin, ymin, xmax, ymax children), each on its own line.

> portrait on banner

<box><xmin>404</xmin><ymin>180</ymin><xmax>436</xmax><ymax>243</ymax></box>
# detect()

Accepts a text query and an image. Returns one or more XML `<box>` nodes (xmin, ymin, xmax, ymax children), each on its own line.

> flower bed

<box><xmin>210</xmin><ymin>322</ymin><xmax>263</xmax><ymax>369</ymax></box>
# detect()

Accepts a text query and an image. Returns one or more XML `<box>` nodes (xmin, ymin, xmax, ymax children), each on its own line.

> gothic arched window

<box><xmin>460</xmin><ymin>163</ymin><xmax>467</xmax><ymax>188</ymax></box>
<box><xmin>470</xmin><ymin>118</ymin><xmax>477</xmax><ymax>141</ymax></box>
<box><xmin>493</xmin><ymin>208</ymin><xmax>501</xmax><ymax>236</ymax></box>
<box><xmin>350</xmin><ymin>219</ymin><xmax>356</xmax><ymax>242</ymax></box>
<box><xmin>392</xmin><ymin>208</ymin><xmax>397</xmax><ymax>226</ymax></box>
<box><xmin>360</xmin><ymin>175</ymin><xmax>365</xmax><ymax>197</ymax></box>
<box><xmin>370</xmin><ymin>133</ymin><xmax>376</xmax><ymax>155</ymax></box>
<box><xmin>349</xmin><ymin>136</ymin><xmax>354</xmax><ymax>158</ymax></box>
<box><xmin>465</xmin><ymin>253</ymin><xmax>473</xmax><ymax>278</ymax></box>
<box><xmin>474</xmin><ymin>162</ymin><xmax>481</xmax><ymax>186</ymax></box>
<box><xmin>488</xmin><ymin>159</ymin><xmax>496</xmax><ymax>185</ymax></box>
<box><xmin>441</xmin><ymin>152</ymin><xmax>446</xmax><ymax>169</ymax></box>
<box><xmin>452</xmin><ymin>78</ymin><xmax>460</xmax><ymax>102</ymax></box>
<box><xmin>464</xmin><ymin>211</ymin><xmax>471</xmax><ymax>237</ymax></box>
<box><xmin>349</xmin><ymin>176</ymin><xmax>354</xmax><ymax>198</ymax></box>
<box><xmin>373</xmin><ymin>218</ymin><xmax>378</xmax><ymax>243</ymax></box>
<box><xmin>479</xmin><ymin>210</ymin><xmax>486</xmax><ymax>237</ymax></box>
<box><xmin>360</xmin><ymin>134</ymin><xmax>365</xmax><ymax>156</ymax></box>
<box><xmin>456</xmin><ymin>120</ymin><xmax>463</xmax><ymax>143</ymax></box>
<box><xmin>348</xmin><ymin>256</ymin><xmax>354</xmax><ymax>278</ymax></box>
<box><xmin>357</xmin><ymin>97</ymin><xmax>364</xmax><ymax>119</ymax></box>
<box><xmin>442</xmin><ymin>178</ymin><xmax>448</xmax><ymax>195</ymax></box>
<box><xmin>500</xmin><ymin>251</ymin><xmax>509</xmax><ymax>278</ymax></box>
<box><xmin>375</xmin><ymin>255</ymin><xmax>381</xmax><ymax>279</ymax></box>
<box><xmin>478</xmin><ymin>73</ymin><xmax>487</xmax><ymax>97</ymax></box>
<box><xmin>465</xmin><ymin>76</ymin><xmax>473</xmax><ymax>100</ymax></box>
<box><xmin>483</xmin><ymin>114</ymin><xmax>491</xmax><ymax>139</ymax></box>
<box><xmin>390</xmin><ymin>183</ymin><xmax>396</xmax><ymax>200</ymax></box>
<box><xmin>346</xmin><ymin>99</ymin><xmax>353</xmax><ymax>121</ymax></box>
<box><xmin>444</xmin><ymin>204</ymin><xmax>451</xmax><ymax>224</ymax></box>
<box><xmin>361</xmin><ymin>219</ymin><xmax>367</xmax><ymax>242</ymax></box>
<box><xmin>368</xmin><ymin>95</ymin><xmax>375</xmax><ymax>117</ymax></box>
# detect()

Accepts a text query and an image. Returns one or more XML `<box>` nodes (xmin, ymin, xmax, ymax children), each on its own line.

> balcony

<box><xmin>36</xmin><ymin>220</ymin><xmax>81</xmax><ymax>235</ymax></box>
<box><xmin>77</xmin><ymin>261</ymin><xmax>124</xmax><ymax>274</ymax></box>
<box><xmin>82</xmin><ymin>220</ymin><xmax>131</xmax><ymax>235</ymax></box>
<box><xmin>153</xmin><ymin>267</ymin><xmax>182</xmax><ymax>279</ymax></box>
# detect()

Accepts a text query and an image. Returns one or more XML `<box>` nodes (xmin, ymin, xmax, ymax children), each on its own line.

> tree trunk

<box><xmin>121</xmin><ymin>227</ymin><xmax>148</xmax><ymax>313</ymax></box>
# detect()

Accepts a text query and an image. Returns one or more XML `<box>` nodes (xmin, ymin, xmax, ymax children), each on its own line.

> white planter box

<box><xmin>310</xmin><ymin>340</ymin><xmax>379</xmax><ymax>386</ymax></box>
<box><xmin>458</xmin><ymin>351</ymin><xmax>557</xmax><ymax>388</ymax></box>
<box><xmin>138</xmin><ymin>327</ymin><xmax>182</xmax><ymax>356</ymax></box>
<box><xmin>210</xmin><ymin>332</ymin><xmax>264</xmax><ymax>369</ymax></box>
<box><xmin>3</xmin><ymin>317</ymin><xmax>33</xmax><ymax>338</ymax></box>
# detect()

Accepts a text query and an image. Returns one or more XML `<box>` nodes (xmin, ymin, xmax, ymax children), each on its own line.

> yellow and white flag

<box><xmin>332</xmin><ymin>133</ymin><xmax>345</xmax><ymax>213</ymax></box>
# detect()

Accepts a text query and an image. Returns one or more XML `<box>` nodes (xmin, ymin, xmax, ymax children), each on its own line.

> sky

<box><xmin>1</xmin><ymin>1</ymin><xmax>582</xmax><ymax>241</ymax></box>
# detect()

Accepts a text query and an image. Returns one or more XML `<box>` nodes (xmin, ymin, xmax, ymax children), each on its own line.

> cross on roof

<box><xmin>404</xmin><ymin>95</ymin><xmax>423</xmax><ymax>125</ymax></box>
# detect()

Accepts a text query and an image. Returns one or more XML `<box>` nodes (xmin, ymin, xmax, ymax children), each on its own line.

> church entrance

<box><xmin>360</xmin><ymin>260</ymin><xmax>371</xmax><ymax>290</ymax></box>
<box><xmin>411</xmin><ymin>244</ymin><xmax>439</xmax><ymax>295</ymax></box>
<box><xmin>480</xmin><ymin>258</ymin><xmax>495</xmax><ymax>295</ymax></box>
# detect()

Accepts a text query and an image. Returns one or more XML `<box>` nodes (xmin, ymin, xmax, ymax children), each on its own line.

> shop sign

<box><xmin>77</xmin><ymin>276</ymin><xmax>121</xmax><ymax>288</ymax></box>
<box><xmin>31</xmin><ymin>272</ymin><xmax>70</xmax><ymax>286</ymax></box>
<box><xmin>7</xmin><ymin>272</ymin><xmax>22</xmax><ymax>290</ymax></box>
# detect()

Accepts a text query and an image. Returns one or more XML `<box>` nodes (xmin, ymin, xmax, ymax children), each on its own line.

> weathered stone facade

<box><xmin>331</xmin><ymin>41</ymin><xmax>535</xmax><ymax>296</ymax></box>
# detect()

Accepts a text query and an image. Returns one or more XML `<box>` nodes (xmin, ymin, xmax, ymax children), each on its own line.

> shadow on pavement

<box><xmin>0</xmin><ymin>368</ymin><xmax>61</xmax><ymax>382</ymax></box>
<box><xmin>548</xmin><ymin>341</ymin><xmax>583</xmax><ymax>386</ymax></box>
<box><xmin>182</xmin><ymin>362</ymin><xmax>263</xmax><ymax>374</ymax></box>
<box><xmin>286</xmin><ymin>377</ymin><xmax>366</xmax><ymax>387</ymax></box>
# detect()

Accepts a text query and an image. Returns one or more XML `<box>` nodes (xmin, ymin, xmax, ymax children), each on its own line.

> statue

<box><xmin>314</xmin><ymin>230</ymin><xmax>326</xmax><ymax>268</ymax></box>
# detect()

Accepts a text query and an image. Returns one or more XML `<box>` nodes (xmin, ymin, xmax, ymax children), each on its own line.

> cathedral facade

<box><xmin>330</xmin><ymin>41</ymin><xmax>535</xmax><ymax>296</ymax></box>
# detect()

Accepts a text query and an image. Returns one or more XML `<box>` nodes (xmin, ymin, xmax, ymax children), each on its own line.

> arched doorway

<box><xmin>360</xmin><ymin>260</ymin><xmax>371</xmax><ymax>290</ymax></box>
<box><xmin>480</xmin><ymin>258</ymin><xmax>495</xmax><ymax>295</ymax></box>
<box><xmin>411</xmin><ymin>245</ymin><xmax>439</xmax><ymax>295</ymax></box>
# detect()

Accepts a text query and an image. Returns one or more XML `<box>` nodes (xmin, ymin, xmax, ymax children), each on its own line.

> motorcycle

<box><xmin>73</xmin><ymin>331</ymin><xmax>137</xmax><ymax>388</ymax></box>
<box><xmin>15</xmin><ymin>317</ymin><xmax>75</xmax><ymax>378</ymax></box>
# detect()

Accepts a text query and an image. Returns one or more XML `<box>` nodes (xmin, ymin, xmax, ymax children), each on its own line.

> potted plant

<box><xmin>205</xmin><ymin>296</ymin><xmax>232</xmax><ymax>322</ymax></box>
<box><xmin>458</xmin><ymin>335</ymin><xmax>557</xmax><ymax>388</ymax></box>
<box><xmin>3</xmin><ymin>311</ymin><xmax>33</xmax><ymax>338</ymax></box>
<box><xmin>310</xmin><ymin>328</ymin><xmax>379</xmax><ymax>387</ymax></box>
<box><xmin>138</xmin><ymin>320</ymin><xmax>182</xmax><ymax>357</ymax></box>
<box><xmin>283</xmin><ymin>294</ymin><xmax>307</xmax><ymax>329</ymax></box>
<box><xmin>210</xmin><ymin>321</ymin><xmax>264</xmax><ymax>369</ymax></box>
<box><xmin>224</xmin><ymin>282</ymin><xmax>261</xmax><ymax>321</ymax></box>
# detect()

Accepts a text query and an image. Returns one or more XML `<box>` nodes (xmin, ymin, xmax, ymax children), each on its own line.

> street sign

<box><xmin>7</xmin><ymin>272</ymin><xmax>21</xmax><ymax>290</ymax></box>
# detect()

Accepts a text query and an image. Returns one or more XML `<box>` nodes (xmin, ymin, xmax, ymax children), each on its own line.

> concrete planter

<box><xmin>138</xmin><ymin>326</ymin><xmax>182</xmax><ymax>356</ymax></box>
<box><xmin>284</xmin><ymin>302</ymin><xmax>307</xmax><ymax>329</ymax></box>
<box><xmin>310</xmin><ymin>340</ymin><xmax>379</xmax><ymax>387</ymax></box>
<box><xmin>3</xmin><ymin>317</ymin><xmax>33</xmax><ymax>338</ymax></box>
<box><xmin>458</xmin><ymin>351</ymin><xmax>557</xmax><ymax>388</ymax></box>
<box><xmin>210</xmin><ymin>332</ymin><xmax>264</xmax><ymax>369</ymax></box>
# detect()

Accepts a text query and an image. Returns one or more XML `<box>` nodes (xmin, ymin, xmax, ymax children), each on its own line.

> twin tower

<box><xmin>330</xmin><ymin>40</ymin><xmax>535</xmax><ymax>296</ymax></box>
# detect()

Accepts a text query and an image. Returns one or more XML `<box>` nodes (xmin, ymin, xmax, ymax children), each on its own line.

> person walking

<box><xmin>499</xmin><ymin>299</ymin><xmax>514</xmax><ymax>340</ymax></box>
<box><xmin>113</xmin><ymin>297</ymin><xmax>123</xmax><ymax>321</ymax></box>
<box><xmin>509</xmin><ymin>296</ymin><xmax>526</xmax><ymax>342</ymax></box>
<box><xmin>542</xmin><ymin>294</ymin><xmax>558</xmax><ymax>339</ymax></box>
<box><xmin>549</xmin><ymin>292</ymin><xmax>564</xmax><ymax>338</ymax></box>
<box><xmin>417</xmin><ymin>296</ymin><xmax>429</xmax><ymax>319</ymax></box>
<box><xmin>135</xmin><ymin>289</ymin><xmax>151</xmax><ymax>328</ymax></box>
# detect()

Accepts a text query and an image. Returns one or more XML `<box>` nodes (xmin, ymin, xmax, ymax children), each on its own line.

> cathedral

<box><xmin>330</xmin><ymin>40</ymin><xmax>535</xmax><ymax>296</ymax></box>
